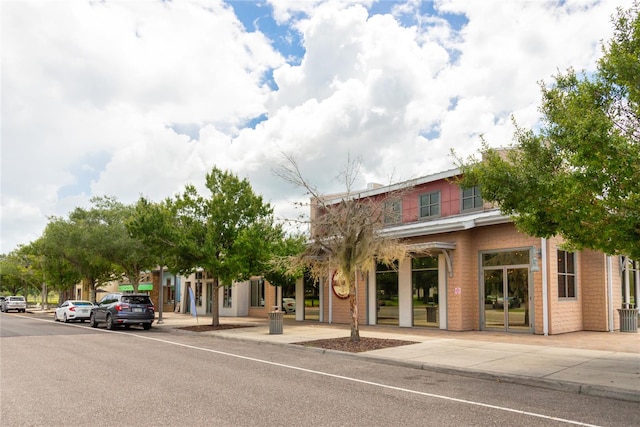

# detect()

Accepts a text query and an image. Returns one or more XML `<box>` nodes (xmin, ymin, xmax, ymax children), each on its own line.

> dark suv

<box><xmin>90</xmin><ymin>293</ymin><xmax>154</xmax><ymax>330</ymax></box>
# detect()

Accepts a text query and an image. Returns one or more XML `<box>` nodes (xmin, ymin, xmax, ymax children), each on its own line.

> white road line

<box><xmin>22</xmin><ymin>315</ymin><xmax>601</xmax><ymax>427</ymax></box>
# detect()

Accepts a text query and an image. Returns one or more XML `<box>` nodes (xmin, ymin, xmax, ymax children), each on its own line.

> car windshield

<box><xmin>122</xmin><ymin>296</ymin><xmax>151</xmax><ymax>305</ymax></box>
<box><xmin>10</xmin><ymin>297</ymin><xmax>24</xmax><ymax>301</ymax></box>
<box><xmin>72</xmin><ymin>301</ymin><xmax>93</xmax><ymax>306</ymax></box>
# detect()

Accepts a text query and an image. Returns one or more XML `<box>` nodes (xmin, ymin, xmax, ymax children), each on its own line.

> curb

<box><xmin>23</xmin><ymin>311</ymin><xmax>640</xmax><ymax>403</ymax></box>
<box><xmin>159</xmin><ymin>326</ymin><xmax>640</xmax><ymax>403</ymax></box>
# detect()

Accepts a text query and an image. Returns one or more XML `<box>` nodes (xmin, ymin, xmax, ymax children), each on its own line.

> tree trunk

<box><xmin>87</xmin><ymin>278</ymin><xmax>96</xmax><ymax>303</ymax></box>
<box><xmin>349</xmin><ymin>277</ymin><xmax>360</xmax><ymax>342</ymax></box>
<box><xmin>211</xmin><ymin>278</ymin><xmax>220</xmax><ymax>327</ymax></box>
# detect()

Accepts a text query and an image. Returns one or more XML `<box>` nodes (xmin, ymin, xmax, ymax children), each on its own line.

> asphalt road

<box><xmin>1</xmin><ymin>313</ymin><xmax>638</xmax><ymax>426</ymax></box>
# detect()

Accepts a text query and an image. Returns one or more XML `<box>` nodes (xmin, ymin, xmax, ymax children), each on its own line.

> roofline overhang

<box><xmin>379</xmin><ymin>209</ymin><xmax>512</xmax><ymax>239</ymax></box>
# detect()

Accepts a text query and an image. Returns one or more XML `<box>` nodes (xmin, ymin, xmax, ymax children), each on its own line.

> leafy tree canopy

<box><xmin>0</xmin><ymin>247</ymin><xmax>42</xmax><ymax>295</ymax></box>
<box><xmin>457</xmin><ymin>3</ymin><xmax>639</xmax><ymax>260</ymax></box>
<box><xmin>275</xmin><ymin>154</ymin><xmax>407</xmax><ymax>342</ymax></box>
<box><xmin>130</xmin><ymin>166</ymin><xmax>285</xmax><ymax>326</ymax></box>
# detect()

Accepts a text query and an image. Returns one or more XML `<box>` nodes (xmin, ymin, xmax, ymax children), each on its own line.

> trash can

<box><xmin>426</xmin><ymin>306</ymin><xmax>438</xmax><ymax>323</ymax></box>
<box><xmin>617</xmin><ymin>308</ymin><xmax>638</xmax><ymax>333</ymax></box>
<box><xmin>268</xmin><ymin>308</ymin><xmax>283</xmax><ymax>334</ymax></box>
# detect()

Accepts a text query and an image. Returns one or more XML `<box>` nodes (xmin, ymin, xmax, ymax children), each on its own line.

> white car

<box><xmin>54</xmin><ymin>300</ymin><xmax>94</xmax><ymax>323</ymax></box>
<box><xmin>2</xmin><ymin>296</ymin><xmax>26</xmax><ymax>313</ymax></box>
<box><xmin>282</xmin><ymin>298</ymin><xmax>296</xmax><ymax>314</ymax></box>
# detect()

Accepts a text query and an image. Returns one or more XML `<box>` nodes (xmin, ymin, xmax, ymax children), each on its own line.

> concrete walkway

<box><xmin>151</xmin><ymin>312</ymin><xmax>640</xmax><ymax>403</ymax></box>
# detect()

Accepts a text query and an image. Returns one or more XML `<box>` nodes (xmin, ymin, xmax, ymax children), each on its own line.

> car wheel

<box><xmin>142</xmin><ymin>323</ymin><xmax>152</xmax><ymax>330</ymax></box>
<box><xmin>124</xmin><ymin>324</ymin><xmax>131</xmax><ymax>329</ymax></box>
<box><xmin>106</xmin><ymin>314</ymin><xmax>115</xmax><ymax>330</ymax></box>
<box><xmin>54</xmin><ymin>312</ymin><xmax>58</xmax><ymax>321</ymax></box>
<box><xmin>80</xmin><ymin>319</ymin><xmax>85</xmax><ymax>323</ymax></box>
<box><xmin>89</xmin><ymin>313</ymin><xmax>98</xmax><ymax>328</ymax></box>
<box><xmin>63</xmin><ymin>313</ymin><xmax>69</xmax><ymax>323</ymax></box>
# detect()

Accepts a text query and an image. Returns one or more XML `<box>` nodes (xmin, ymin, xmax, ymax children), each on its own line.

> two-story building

<box><xmin>290</xmin><ymin>167</ymin><xmax>637</xmax><ymax>335</ymax></box>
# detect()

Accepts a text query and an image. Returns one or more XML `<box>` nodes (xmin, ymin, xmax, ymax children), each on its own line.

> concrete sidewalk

<box><xmin>151</xmin><ymin>312</ymin><xmax>640</xmax><ymax>403</ymax></box>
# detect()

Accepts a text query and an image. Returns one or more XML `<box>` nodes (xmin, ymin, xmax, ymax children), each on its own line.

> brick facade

<box><xmin>310</xmin><ymin>169</ymin><xmax>625</xmax><ymax>335</ymax></box>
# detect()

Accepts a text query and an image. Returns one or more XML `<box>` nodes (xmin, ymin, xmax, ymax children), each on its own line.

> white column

<box><xmin>623</xmin><ymin>257</ymin><xmax>631</xmax><ymax>308</ymax></box>
<box><xmin>368</xmin><ymin>265</ymin><xmax>377</xmax><ymax>325</ymax></box>
<box><xmin>438</xmin><ymin>254</ymin><xmax>447</xmax><ymax>329</ymax></box>
<box><xmin>607</xmin><ymin>256</ymin><xmax>614</xmax><ymax>332</ymax></box>
<box><xmin>635</xmin><ymin>263</ymin><xmax>639</xmax><ymax>310</ymax></box>
<box><xmin>328</xmin><ymin>274</ymin><xmax>333</xmax><ymax>324</ymax></box>
<box><xmin>319</xmin><ymin>277</ymin><xmax>325</xmax><ymax>323</ymax></box>
<box><xmin>398</xmin><ymin>256</ymin><xmax>412</xmax><ymax>327</ymax></box>
<box><xmin>295</xmin><ymin>277</ymin><xmax>304</xmax><ymax>321</ymax></box>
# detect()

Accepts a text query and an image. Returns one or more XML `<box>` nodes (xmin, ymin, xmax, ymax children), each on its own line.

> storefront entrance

<box><xmin>482</xmin><ymin>250</ymin><xmax>532</xmax><ymax>332</ymax></box>
<box><xmin>376</xmin><ymin>262</ymin><xmax>399</xmax><ymax>326</ymax></box>
<box><xmin>412</xmin><ymin>256</ymin><xmax>439</xmax><ymax>327</ymax></box>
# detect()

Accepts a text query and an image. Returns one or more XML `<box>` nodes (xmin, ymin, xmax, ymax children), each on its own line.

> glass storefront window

<box><xmin>482</xmin><ymin>250</ymin><xmax>530</xmax><ymax>266</ymax></box>
<box><xmin>376</xmin><ymin>262</ymin><xmax>398</xmax><ymax>326</ymax></box>
<box><xmin>412</xmin><ymin>256</ymin><xmax>439</xmax><ymax>327</ymax></box>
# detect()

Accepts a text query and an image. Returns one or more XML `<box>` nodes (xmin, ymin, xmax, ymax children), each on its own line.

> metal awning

<box><xmin>406</xmin><ymin>241</ymin><xmax>456</xmax><ymax>277</ymax></box>
<box><xmin>406</xmin><ymin>241</ymin><xmax>456</xmax><ymax>252</ymax></box>
<box><xmin>138</xmin><ymin>283</ymin><xmax>153</xmax><ymax>291</ymax></box>
<box><xmin>118</xmin><ymin>284</ymin><xmax>134</xmax><ymax>292</ymax></box>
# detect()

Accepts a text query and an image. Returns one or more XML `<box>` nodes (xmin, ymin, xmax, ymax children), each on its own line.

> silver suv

<box><xmin>2</xmin><ymin>296</ymin><xmax>27</xmax><ymax>313</ymax></box>
<box><xmin>90</xmin><ymin>293</ymin><xmax>155</xmax><ymax>330</ymax></box>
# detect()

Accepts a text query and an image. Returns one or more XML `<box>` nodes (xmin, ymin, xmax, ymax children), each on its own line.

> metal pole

<box><xmin>157</xmin><ymin>266</ymin><xmax>164</xmax><ymax>324</ymax></box>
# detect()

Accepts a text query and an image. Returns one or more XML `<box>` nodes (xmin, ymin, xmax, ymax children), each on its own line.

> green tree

<box><xmin>0</xmin><ymin>247</ymin><xmax>40</xmax><ymax>296</ymax></box>
<box><xmin>130</xmin><ymin>167</ymin><xmax>283</xmax><ymax>326</ymax></box>
<box><xmin>39</xmin><ymin>214</ymin><xmax>114</xmax><ymax>302</ymax></box>
<box><xmin>32</xmin><ymin>238</ymin><xmax>81</xmax><ymax>303</ymax></box>
<box><xmin>263</xmin><ymin>233</ymin><xmax>307</xmax><ymax>302</ymax></box>
<box><xmin>457</xmin><ymin>3</ymin><xmax>639</xmax><ymax>260</ymax></box>
<box><xmin>276</xmin><ymin>154</ymin><xmax>407</xmax><ymax>342</ymax></box>
<box><xmin>78</xmin><ymin>197</ymin><xmax>158</xmax><ymax>290</ymax></box>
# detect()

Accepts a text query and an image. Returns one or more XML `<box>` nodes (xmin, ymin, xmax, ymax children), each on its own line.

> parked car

<box><xmin>1</xmin><ymin>296</ymin><xmax>27</xmax><ymax>313</ymax></box>
<box><xmin>282</xmin><ymin>298</ymin><xmax>296</xmax><ymax>314</ymax></box>
<box><xmin>90</xmin><ymin>293</ymin><xmax>154</xmax><ymax>330</ymax></box>
<box><xmin>493</xmin><ymin>297</ymin><xmax>520</xmax><ymax>309</ymax></box>
<box><xmin>54</xmin><ymin>300</ymin><xmax>94</xmax><ymax>323</ymax></box>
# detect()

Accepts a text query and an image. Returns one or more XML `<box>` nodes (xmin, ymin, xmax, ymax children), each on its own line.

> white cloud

<box><xmin>1</xmin><ymin>0</ymin><xmax>624</xmax><ymax>253</ymax></box>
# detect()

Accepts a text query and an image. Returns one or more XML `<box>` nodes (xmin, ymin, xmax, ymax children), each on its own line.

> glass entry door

<box><xmin>376</xmin><ymin>262</ymin><xmax>399</xmax><ymax>326</ymax></box>
<box><xmin>483</xmin><ymin>266</ymin><xmax>530</xmax><ymax>332</ymax></box>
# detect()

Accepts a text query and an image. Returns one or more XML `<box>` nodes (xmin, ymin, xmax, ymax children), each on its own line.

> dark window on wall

<box><xmin>419</xmin><ymin>192</ymin><xmax>440</xmax><ymax>218</ymax></box>
<box><xmin>412</xmin><ymin>256</ymin><xmax>439</xmax><ymax>305</ymax></box>
<box><xmin>223</xmin><ymin>287</ymin><xmax>232</xmax><ymax>308</ymax></box>
<box><xmin>557</xmin><ymin>250</ymin><xmax>576</xmax><ymax>298</ymax></box>
<box><xmin>250</xmin><ymin>278</ymin><xmax>265</xmax><ymax>307</ymax></box>
<box><xmin>462</xmin><ymin>186</ymin><xmax>483</xmax><ymax>211</ymax></box>
<box><xmin>195</xmin><ymin>282</ymin><xmax>203</xmax><ymax>306</ymax></box>
<box><xmin>384</xmin><ymin>199</ymin><xmax>402</xmax><ymax>224</ymax></box>
<box><xmin>625</xmin><ymin>259</ymin><xmax>638</xmax><ymax>308</ymax></box>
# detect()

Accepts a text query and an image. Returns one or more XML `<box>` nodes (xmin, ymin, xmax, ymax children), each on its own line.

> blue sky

<box><xmin>1</xmin><ymin>0</ymin><xmax>625</xmax><ymax>253</ymax></box>
<box><xmin>230</xmin><ymin>0</ymin><xmax>306</xmax><ymax>65</ymax></box>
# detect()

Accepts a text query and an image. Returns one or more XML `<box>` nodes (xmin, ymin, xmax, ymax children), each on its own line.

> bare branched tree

<box><xmin>274</xmin><ymin>153</ymin><xmax>409</xmax><ymax>342</ymax></box>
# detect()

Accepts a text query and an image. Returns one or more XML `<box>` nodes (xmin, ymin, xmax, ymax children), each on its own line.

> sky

<box><xmin>1</xmin><ymin>0</ymin><xmax>629</xmax><ymax>254</ymax></box>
